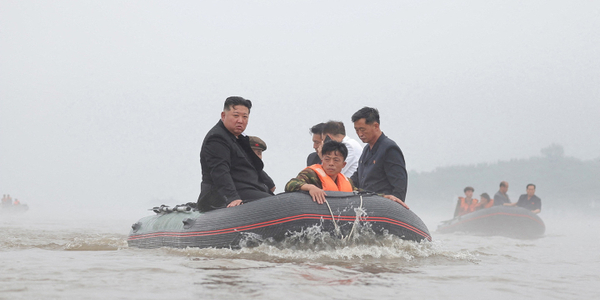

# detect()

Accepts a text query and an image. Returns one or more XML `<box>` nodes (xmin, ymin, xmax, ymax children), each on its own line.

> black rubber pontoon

<box><xmin>128</xmin><ymin>192</ymin><xmax>431</xmax><ymax>249</ymax></box>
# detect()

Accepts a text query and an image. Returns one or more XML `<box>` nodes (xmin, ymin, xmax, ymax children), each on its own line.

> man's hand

<box><xmin>300</xmin><ymin>184</ymin><xmax>327</xmax><ymax>204</ymax></box>
<box><xmin>227</xmin><ymin>199</ymin><xmax>243</xmax><ymax>207</ymax></box>
<box><xmin>383</xmin><ymin>194</ymin><xmax>409</xmax><ymax>210</ymax></box>
<box><xmin>307</xmin><ymin>185</ymin><xmax>327</xmax><ymax>204</ymax></box>
<box><xmin>270</xmin><ymin>186</ymin><xmax>276</xmax><ymax>193</ymax></box>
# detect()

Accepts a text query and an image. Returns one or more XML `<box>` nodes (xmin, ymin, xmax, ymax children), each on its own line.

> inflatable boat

<box><xmin>0</xmin><ymin>204</ymin><xmax>29</xmax><ymax>215</ymax></box>
<box><xmin>436</xmin><ymin>205</ymin><xmax>545</xmax><ymax>239</ymax></box>
<box><xmin>128</xmin><ymin>192</ymin><xmax>431</xmax><ymax>249</ymax></box>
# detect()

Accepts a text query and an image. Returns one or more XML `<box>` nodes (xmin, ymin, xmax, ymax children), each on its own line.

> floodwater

<box><xmin>1</xmin><ymin>203</ymin><xmax>598</xmax><ymax>300</ymax></box>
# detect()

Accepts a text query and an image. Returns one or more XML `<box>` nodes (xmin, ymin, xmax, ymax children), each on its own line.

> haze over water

<box><xmin>2</xmin><ymin>203</ymin><xmax>599</xmax><ymax>299</ymax></box>
<box><xmin>1</xmin><ymin>1</ymin><xmax>599</xmax><ymax>299</ymax></box>
<box><xmin>2</xmin><ymin>1</ymin><xmax>599</xmax><ymax>206</ymax></box>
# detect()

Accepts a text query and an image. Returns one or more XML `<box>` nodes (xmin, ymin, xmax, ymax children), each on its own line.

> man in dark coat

<box><xmin>505</xmin><ymin>183</ymin><xmax>542</xmax><ymax>214</ymax></box>
<box><xmin>306</xmin><ymin>122</ymin><xmax>325</xmax><ymax>166</ymax></box>
<box><xmin>350</xmin><ymin>107</ymin><xmax>409</xmax><ymax>209</ymax></box>
<box><xmin>249</xmin><ymin>135</ymin><xmax>276</xmax><ymax>193</ymax></box>
<box><xmin>197</xmin><ymin>96</ymin><xmax>273</xmax><ymax>211</ymax></box>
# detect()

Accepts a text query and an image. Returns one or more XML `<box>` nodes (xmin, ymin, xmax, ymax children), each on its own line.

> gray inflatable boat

<box><xmin>128</xmin><ymin>192</ymin><xmax>431</xmax><ymax>249</ymax></box>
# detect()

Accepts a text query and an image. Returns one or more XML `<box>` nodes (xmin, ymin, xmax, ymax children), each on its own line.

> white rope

<box><xmin>324</xmin><ymin>194</ymin><xmax>364</xmax><ymax>240</ymax></box>
<box><xmin>324</xmin><ymin>199</ymin><xmax>341</xmax><ymax>236</ymax></box>
<box><xmin>344</xmin><ymin>194</ymin><xmax>364</xmax><ymax>241</ymax></box>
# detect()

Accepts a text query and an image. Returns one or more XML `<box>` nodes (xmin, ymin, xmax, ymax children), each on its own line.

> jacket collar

<box><xmin>370</xmin><ymin>132</ymin><xmax>387</xmax><ymax>152</ymax></box>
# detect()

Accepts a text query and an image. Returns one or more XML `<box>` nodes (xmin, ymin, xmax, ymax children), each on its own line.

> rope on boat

<box><xmin>324</xmin><ymin>194</ymin><xmax>364</xmax><ymax>240</ymax></box>
<box><xmin>344</xmin><ymin>194</ymin><xmax>364</xmax><ymax>241</ymax></box>
<box><xmin>323</xmin><ymin>200</ymin><xmax>341</xmax><ymax>235</ymax></box>
<box><xmin>150</xmin><ymin>204</ymin><xmax>192</xmax><ymax>214</ymax></box>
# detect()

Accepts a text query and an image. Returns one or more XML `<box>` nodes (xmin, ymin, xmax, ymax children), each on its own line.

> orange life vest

<box><xmin>307</xmin><ymin>164</ymin><xmax>353</xmax><ymax>192</ymax></box>
<box><xmin>458</xmin><ymin>197</ymin><xmax>479</xmax><ymax>216</ymax></box>
<box><xmin>478</xmin><ymin>199</ymin><xmax>494</xmax><ymax>209</ymax></box>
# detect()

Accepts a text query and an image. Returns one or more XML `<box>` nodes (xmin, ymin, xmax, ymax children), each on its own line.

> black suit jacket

<box><xmin>350</xmin><ymin>132</ymin><xmax>408</xmax><ymax>201</ymax></box>
<box><xmin>198</xmin><ymin>120</ymin><xmax>271</xmax><ymax>210</ymax></box>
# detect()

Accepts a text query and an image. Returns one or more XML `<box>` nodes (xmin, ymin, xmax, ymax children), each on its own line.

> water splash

<box><xmin>163</xmin><ymin>221</ymin><xmax>477</xmax><ymax>266</ymax></box>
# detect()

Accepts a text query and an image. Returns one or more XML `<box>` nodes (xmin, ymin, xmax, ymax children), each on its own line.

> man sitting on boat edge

<box><xmin>285</xmin><ymin>141</ymin><xmax>356</xmax><ymax>204</ymax></box>
<box><xmin>504</xmin><ymin>183</ymin><xmax>542</xmax><ymax>214</ymax></box>
<box><xmin>197</xmin><ymin>96</ymin><xmax>274</xmax><ymax>212</ymax></box>
<box><xmin>286</xmin><ymin>141</ymin><xmax>409</xmax><ymax>210</ymax></box>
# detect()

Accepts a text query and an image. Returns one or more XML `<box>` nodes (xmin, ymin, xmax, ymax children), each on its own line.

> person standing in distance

<box><xmin>350</xmin><ymin>107</ymin><xmax>408</xmax><ymax>208</ymax></box>
<box><xmin>197</xmin><ymin>96</ymin><xmax>273</xmax><ymax>211</ymax></box>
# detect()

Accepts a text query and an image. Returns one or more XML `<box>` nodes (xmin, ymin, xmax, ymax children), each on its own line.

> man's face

<box><xmin>221</xmin><ymin>105</ymin><xmax>249</xmax><ymax>137</ymax></box>
<box><xmin>312</xmin><ymin>134</ymin><xmax>323</xmax><ymax>151</ymax></box>
<box><xmin>465</xmin><ymin>190</ymin><xmax>473</xmax><ymax>198</ymax></box>
<box><xmin>527</xmin><ymin>185</ymin><xmax>535</xmax><ymax>197</ymax></box>
<box><xmin>252</xmin><ymin>149</ymin><xmax>263</xmax><ymax>160</ymax></box>
<box><xmin>353</xmin><ymin>118</ymin><xmax>379</xmax><ymax>144</ymax></box>
<box><xmin>321</xmin><ymin>150</ymin><xmax>346</xmax><ymax>178</ymax></box>
<box><xmin>500</xmin><ymin>183</ymin><xmax>509</xmax><ymax>193</ymax></box>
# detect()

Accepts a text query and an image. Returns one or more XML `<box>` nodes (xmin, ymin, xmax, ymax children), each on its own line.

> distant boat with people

<box><xmin>128</xmin><ymin>191</ymin><xmax>432</xmax><ymax>249</ymax></box>
<box><xmin>436</xmin><ymin>205</ymin><xmax>545</xmax><ymax>239</ymax></box>
<box><xmin>1</xmin><ymin>194</ymin><xmax>29</xmax><ymax>215</ymax></box>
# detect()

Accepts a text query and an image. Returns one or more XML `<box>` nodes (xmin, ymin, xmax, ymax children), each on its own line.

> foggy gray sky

<box><xmin>1</xmin><ymin>1</ymin><xmax>599</xmax><ymax>208</ymax></box>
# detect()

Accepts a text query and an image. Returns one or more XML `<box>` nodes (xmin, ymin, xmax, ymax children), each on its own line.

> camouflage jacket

<box><xmin>285</xmin><ymin>168</ymin><xmax>358</xmax><ymax>192</ymax></box>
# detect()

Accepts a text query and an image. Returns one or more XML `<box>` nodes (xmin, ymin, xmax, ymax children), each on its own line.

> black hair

<box><xmin>351</xmin><ymin>107</ymin><xmax>380</xmax><ymax>124</ymax></box>
<box><xmin>526</xmin><ymin>183</ymin><xmax>536</xmax><ymax>189</ymax></box>
<box><xmin>464</xmin><ymin>186</ymin><xmax>474</xmax><ymax>193</ymax></box>
<box><xmin>309</xmin><ymin>122</ymin><xmax>326</xmax><ymax>135</ymax></box>
<box><xmin>224</xmin><ymin>96</ymin><xmax>252</xmax><ymax>112</ymax></box>
<box><xmin>480</xmin><ymin>193</ymin><xmax>491</xmax><ymax>200</ymax></box>
<box><xmin>322</xmin><ymin>121</ymin><xmax>346</xmax><ymax>136</ymax></box>
<box><xmin>321</xmin><ymin>141</ymin><xmax>348</xmax><ymax>160</ymax></box>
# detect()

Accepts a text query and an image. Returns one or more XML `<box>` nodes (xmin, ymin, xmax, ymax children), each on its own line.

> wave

<box><xmin>0</xmin><ymin>226</ymin><xmax>128</xmax><ymax>251</ymax></box>
<box><xmin>2</xmin><ymin>218</ymin><xmax>477</xmax><ymax>266</ymax></box>
<box><xmin>160</xmin><ymin>223</ymin><xmax>478</xmax><ymax>266</ymax></box>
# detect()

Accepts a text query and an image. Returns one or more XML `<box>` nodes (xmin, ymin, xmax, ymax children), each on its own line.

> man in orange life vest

<box><xmin>454</xmin><ymin>186</ymin><xmax>479</xmax><ymax>217</ymax></box>
<box><xmin>285</xmin><ymin>141</ymin><xmax>356</xmax><ymax>204</ymax></box>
